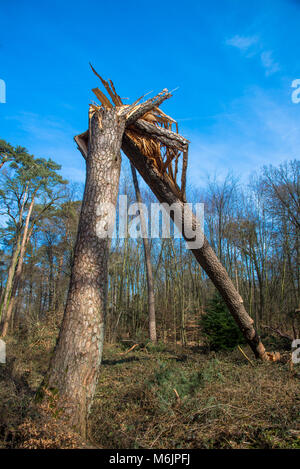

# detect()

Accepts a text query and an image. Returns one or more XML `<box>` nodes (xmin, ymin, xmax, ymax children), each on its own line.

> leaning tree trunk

<box><xmin>130</xmin><ymin>164</ymin><xmax>157</xmax><ymax>342</ymax></box>
<box><xmin>122</xmin><ymin>135</ymin><xmax>269</xmax><ymax>361</ymax></box>
<box><xmin>39</xmin><ymin>108</ymin><xmax>125</xmax><ymax>436</ymax></box>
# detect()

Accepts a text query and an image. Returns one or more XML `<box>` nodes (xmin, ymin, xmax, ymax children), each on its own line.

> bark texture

<box><xmin>0</xmin><ymin>187</ymin><xmax>28</xmax><ymax>329</ymax></box>
<box><xmin>122</xmin><ymin>134</ymin><xmax>269</xmax><ymax>360</ymax></box>
<box><xmin>0</xmin><ymin>240</ymin><xmax>21</xmax><ymax>329</ymax></box>
<box><xmin>1</xmin><ymin>196</ymin><xmax>35</xmax><ymax>336</ymax></box>
<box><xmin>40</xmin><ymin>109</ymin><xmax>125</xmax><ymax>436</ymax></box>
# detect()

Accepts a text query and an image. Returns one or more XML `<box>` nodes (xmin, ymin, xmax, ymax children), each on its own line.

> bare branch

<box><xmin>262</xmin><ymin>325</ymin><xmax>294</xmax><ymax>341</ymax></box>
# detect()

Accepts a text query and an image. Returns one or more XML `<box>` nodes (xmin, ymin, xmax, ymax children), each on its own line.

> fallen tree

<box><xmin>39</xmin><ymin>69</ymin><xmax>277</xmax><ymax>438</ymax></box>
<box><xmin>76</xmin><ymin>68</ymin><xmax>276</xmax><ymax>362</ymax></box>
<box><xmin>121</xmin><ymin>134</ymin><xmax>270</xmax><ymax>360</ymax></box>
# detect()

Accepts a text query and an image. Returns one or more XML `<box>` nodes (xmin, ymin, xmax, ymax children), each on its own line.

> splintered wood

<box><xmin>86</xmin><ymin>64</ymin><xmax>189</xmax><ymax>201</ymax></box>
<box><xmin>74</xmin><ymin>67</ymin><xmax>277</xmax><ymax>361</ymax></box>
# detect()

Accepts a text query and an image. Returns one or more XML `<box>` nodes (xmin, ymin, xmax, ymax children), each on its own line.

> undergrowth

<box><xmin>0</xmin><ymin>327</ymin><xmax>299</xmax><ymax>449</ymax></box>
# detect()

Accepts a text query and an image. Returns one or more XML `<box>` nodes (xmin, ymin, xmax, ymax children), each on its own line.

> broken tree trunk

<box><xmin>78</xmin><ymin>65</ymin><xmax>271</xmax><ymax>361</ymax></box>
<box><xmin>39</xmin><ymin>87</ymin><xmax>172</xmax><ymax>437</ymax></box>
<box><xmin>39</xmin><ymin>108</ymin><xmax>125</xmax><ymax>436</ymax></box>
<box><xmin>122</xmin><ymin>134</ymin><xmax>269</xmax><ymax>360</ymax></box>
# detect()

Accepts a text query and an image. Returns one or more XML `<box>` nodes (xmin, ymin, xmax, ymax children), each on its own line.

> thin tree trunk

<box><xmin>0</xmin><ymin>186</ymin><xmax>28</xmax><ymax>329</ymax></box>
<box><xmin>0</xmin><ymin>237</ymin><xmax>21</xmax><ymax>328</ymax></box>
<box><xmin>130</xmin><ymin>164</ymin><xmax>157</xmax><ymax>342</ymax></box>
<box><xmin>54</xmin><ymin>253</ymin><xmax>64</xmax><ymax>313</ymax></box>
<box><xmin>0</xmin><ymin>158</ymin><xmax>8</xmax><ymax>170</ymax></box>
<box><xmin>1</xmin><ymin>197</ymin><xmax>35</xmax><ymax>336</ymax></box>
<box><xmin>47</xmin><ymin>244</ymin><xmax>55</xmax><ymax>314</ymax></box>
<box><xmin>39</xmin><ymin>108</ymin><xmax>125</xmax><ymax>436</ymax></box>
<box><xmin>122</xmin><ymin>134</ymin><xmax>270</xmax><ymax>360</ymax></box>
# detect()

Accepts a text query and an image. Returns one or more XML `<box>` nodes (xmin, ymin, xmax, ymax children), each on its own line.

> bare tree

<box><xmin>130</xmin><ymin>164</ymin><xmax>157</xmax><ymax>342</ymax></box>
<box><xmin>122</xmin><ymin>134</ymin><xmax>270</xmax><ymax>360</ymax></box>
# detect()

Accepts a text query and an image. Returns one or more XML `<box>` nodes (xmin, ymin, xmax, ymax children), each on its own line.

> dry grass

<box><xmin>0</xmin><ymin>326</ymin><xmax>299</xmax><ymax>449</ymax></box>
<box><xmin>90</xmin><ymin>344</ymin><xmax>300</xmax><ymax>449</ymax></box>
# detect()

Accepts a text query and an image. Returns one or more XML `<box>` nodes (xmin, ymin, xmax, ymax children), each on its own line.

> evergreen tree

<box><xmin>200</xmin><ymin>291</ymin><xmax>245</xmax><ymax>351</ymax></box>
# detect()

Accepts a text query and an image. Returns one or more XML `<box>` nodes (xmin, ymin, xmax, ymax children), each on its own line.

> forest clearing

<box><xmin>0</xmin><ymin>0</ymin><xmax>299</xmax><ymax>457</ymax></box>
<box><xmin>1</xmin><ymin>329</ymin><xmax>299</xmax><ymax>449</ymax></box>
<box><xmin>0</xmin><ymin>121</ymin><xmax>299</xmax><ymax>449</ymax></box>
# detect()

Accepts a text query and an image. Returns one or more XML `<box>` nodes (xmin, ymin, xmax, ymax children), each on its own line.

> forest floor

<box><xmin>0</xmin><ymin>326</ymin><xmax>299</xmax><ymax>449</ymax></box>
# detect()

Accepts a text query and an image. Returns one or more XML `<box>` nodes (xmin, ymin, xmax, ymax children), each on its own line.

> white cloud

<box><xmin>260</xmin><ymin>51</ymin><xmax>280</xmax><ymax>76</ymax></box>
<box><xmin>185</xmin><ymin>88</ymin><xmax>300</xmax><ymax>187</ymax></box>
<box><xmin>5</xmin><ymin>112</ymin><xmax>78</xmax><ymax>145</ymax></box>
<box><xmin>225</xmin><ymin>34</ymin><xmax>280</xmax><ymax>76</ymax></box>
<box><xmin>225</xmin><ymin>35</ymin><xmax>259</xmax><ymax>51</ymax></box>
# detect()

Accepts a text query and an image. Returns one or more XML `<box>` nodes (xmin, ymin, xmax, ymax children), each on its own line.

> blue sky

<box><xmin>0</xmin><ymin>0</ymin><xmax>299</xmax><ymax>188</ymax></box>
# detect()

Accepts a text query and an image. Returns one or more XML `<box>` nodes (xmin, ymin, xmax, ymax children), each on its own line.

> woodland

<box><xmin>0</xmin><ymin>73</ymin><xmax>299</xmax><ymax>449</ymax></box>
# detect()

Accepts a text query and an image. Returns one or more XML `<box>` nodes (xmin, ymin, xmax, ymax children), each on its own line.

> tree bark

<box><xmin>130</xmin><ymin>164</ymin><xmax>157</xmax><ymax>342</ymax></box>
<box><xmin>0</xmin><ymin>239</ymin><xmax>21</xmax><ymax>331</ymax></box>
<box><xmin>122</xmin><ymin>134</ymin><xmax>269</xmax><ymax>360</ymax></box>
<box><xmin>39</xmin><ymin>108</ymin><xmax>125</xmax><ymax>436</ymax></box>
<box><xmin>0</xmin><ymin>186</ymin><xmax>28</xmax><ymax>330</ymax></box>
<box><xmin>1</xmin><ymin>196</ymin><xmax>35</xmax><ymax>336</ymax></box>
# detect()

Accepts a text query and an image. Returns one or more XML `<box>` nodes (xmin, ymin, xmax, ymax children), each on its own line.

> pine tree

<box><xmin>200</xmin><ymin>291</ymin><xmax>245</xmax><ymax>351</ymax></box>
